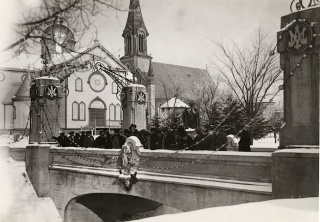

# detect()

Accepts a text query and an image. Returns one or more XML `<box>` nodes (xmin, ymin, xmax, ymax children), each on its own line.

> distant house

<box><xmin>159</xmin><ymin>97</ymin><xmax>190</xmax><ymax>117</ymax></box>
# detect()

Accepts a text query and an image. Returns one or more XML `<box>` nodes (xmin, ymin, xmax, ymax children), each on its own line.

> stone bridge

<box><xmin>26</xmin><ymin>137</ymin><xmax>318</xmax><ymax>221</ymax></box>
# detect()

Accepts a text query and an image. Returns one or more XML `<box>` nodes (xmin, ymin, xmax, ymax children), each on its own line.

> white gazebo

<box><xmin>159</xmin><ymin>97</ymin><xmax>190</xmax><ymax>117</ymax></box>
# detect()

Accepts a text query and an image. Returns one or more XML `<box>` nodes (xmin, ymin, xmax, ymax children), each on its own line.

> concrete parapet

<box><xmin>272</xmin><ymin>149</ymin><xmax>319</xmax><ymax>199</ymax></box>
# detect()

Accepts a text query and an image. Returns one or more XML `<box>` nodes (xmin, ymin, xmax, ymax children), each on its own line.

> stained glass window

<box><xmin>75</xmin><ymin>78</ymin><xmax>83</xmax><ymax>92</ymax></box>
<box><xmin>72</xmin><ymin>102</ymin><xmax>78</xmax><ymax>120</ymax></box>
<box><xmin>109</xmin><ymin>104</ymin><xmax>115</xmax><ymax>120</ymax></box>
<box><xmin>79</xmin><ymin>102</ymin><xmax>85</xmax><ymax>120</ymax></box>
<box><xmin>112</xmin><ymin>82</ymin><xmax>117</xmax><ymax>94</ymax></box>
<box><xmin>115</xmin><ymin>104</ymin><xmax>121</xmax><ymax>120</ymax></box>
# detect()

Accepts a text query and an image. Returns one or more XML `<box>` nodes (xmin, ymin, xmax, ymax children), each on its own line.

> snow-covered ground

<box><xmin>0</xmin><ymin>158</ymin><xmax>62</xmax><ymax>222</ymax></box>
<box><xmin>134</xmin><ymin>197</ymin><xmax>319</xmax><ymax>222</ymax></box>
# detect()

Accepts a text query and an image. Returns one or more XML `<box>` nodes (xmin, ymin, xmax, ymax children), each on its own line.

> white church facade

<box><xmin>0</xmin><ymin>0</ymin><xmax>208</xmax><ymax>134</ymax></box>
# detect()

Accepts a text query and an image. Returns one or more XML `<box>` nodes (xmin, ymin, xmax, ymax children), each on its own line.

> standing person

<box><xmin>139</xmin><ymin>129</ymin><xmax>149</xmax><ymax>149</ymax></box>
<box><xmin>176</xmin><ymin>126</ymin><xmax>193</xmax><ymax>150</ymax></box>
<box><xmin>156</xmin><ymin>129</ymin><xmax>163</xmax><ymax>149</ymax></box>
<box><xmin>238</xmin><ymin>130</ymin><xmax>251</xmax><ymax>152</ymax></box>
<box><xmin>148</xmin><ymin>128</ymin><xmax>158</xmax><ymax>150</ymax></box>
<box><xmin>119</xmin><ymin>129</ymin><xmax>127</xmax><ymax>147</ymax></box>
<box><xmin>74</xmin><ymin>132</ymin><xmax>81</xmax><ymax>147</ymax></box>
<box><xmin>110</xmin><ymin>129</ymin><xmax>121</xmax><ymax>148</ymax></box>
<box><xmin>192</xmin><ymin>128</ymin><xmax>206</xmax><ymax>150</ymax></box>
<box><xmin>94</xmin><ymin>131</ymin><xmax>106</xmax><ymax>148</ymax></box>
<box><xmin>128</xmin><ymin>124</ymin><xmax>140</xmax><ymax>137</ymax></box>
<box><xmin>68</xmin><ymin>131</ymin><xmax>78</xmax><ymax>146</ymax></box>
<box><xmin>53</xmin><ymin>132</ymin><xmax>69</xmax><ymax>147</ymax></box>
<box><xmin>79</xmin><ymin>131</ymin><xmax>86</xmax><ymax>147</ymax></box>
<box><xmin>105</xmin><ymin>131</ymin><xmax>113</xmax><ymax>149</ymax></box>
<box><xmin>161</xmin><ymin>128</ymin><xmax>176</xmax><ymax>150</ymax></box>
<box><xmin>211</xmin><ymin>124</ymin><xmax>228</xmax><ymax>151</ymax></box>
<box><xmin>83</xmin><ymin>131</ymin><xmax>94</xmax><ymax>148</ymax></box>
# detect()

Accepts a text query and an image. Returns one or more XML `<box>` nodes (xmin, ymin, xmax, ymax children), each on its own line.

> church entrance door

<box><xmin>89</xmin><ymin>98</ymin><xmax>106</xmax><ymax>127</ymax></box>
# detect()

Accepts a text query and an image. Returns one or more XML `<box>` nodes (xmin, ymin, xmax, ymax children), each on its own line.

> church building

<box><xmin>0</xmin><ymin>0</ymin><xmax>208</xmax><ymax>134</ymax></box>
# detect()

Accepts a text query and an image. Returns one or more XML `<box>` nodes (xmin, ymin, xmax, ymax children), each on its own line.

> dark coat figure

<box><xmin>94</xmin><ymin>131</ymin><xmax>106</xmax><ymax>148</ymax></box>
<box><xmin>208</xmin><ymin>124</ymin><xmax>228</xmax><ymax>151</ymax></box>
<box><xmin>238</xmin><ymin>130</ymin><xmax>251</xmax><ymax>152</ymax></box>
<box><xmin>54</xmin><ymin>132</ymin><xmax>69</xmax><ymax>147</ymax></box>
<box><xmin>105</xmin><ymin>131</ymin><xmax>113</xmax><ymax>149</ymax></box>
<box><xmin>79</xmin><ymin>131</ymin><xmax>86</xmax><ymax>147</ymax></box>
<box><xmin>83</xmin><ymin>131</ymin><xmax>94</xmax><ymax>148</ymax></box>
<box><xmin>110</xmin><ymin>130</ymin><xmax>121</xmax><ymax>148</ymax></box>
<box><xmin>74</xmin><ymin>133</ymin><xmax>81</xmax><ymax>147</ymax></box>
<box><xmin>192</xmin><ymin>128</ymin><xmax>206</xmax><ymax>150</ymax></box>
<box><xmin>148</xmin><ymin>128</ymin><xmax>159</xmax><ymax>150</ymax></box>
<box><xmin>139</xmin><ymin>129</ymin><xmax>149</xmax><ymax>149</ymax></box>
<box><xmin>162</xmin><ymin>130</ymin><xmax>176</xmax><ymax>150</ymax></box>
<box><xmin>119</xmin><ymin>129</ymin><xmax>127</xmax><ymax>147</ymax></box>
<box><xmin>68</xmin><ymin>131</ymin><xmax>78</xmax><ymax>147</ymax></box>
<box><xmin>128</xmin><ymin>124</ymin><xmax>140</xmax><ymax>138</ymax></box>
<box><xmin>176</xmin><ymin>127</ymin><xmax>193</xmax><ymax>149</ymax></box>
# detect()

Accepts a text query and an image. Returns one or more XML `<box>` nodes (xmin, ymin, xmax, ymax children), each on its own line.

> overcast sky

<box><xmin>0</xmin><ymin>0</ymin><xmax>290</xmax><ymax>69</ymax></box>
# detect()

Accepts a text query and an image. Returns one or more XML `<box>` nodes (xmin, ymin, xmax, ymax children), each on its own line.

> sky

<box><xmin>0</xmin><ymin>0</ymin><xmax>290</xmax><ymax>69</ymax></box>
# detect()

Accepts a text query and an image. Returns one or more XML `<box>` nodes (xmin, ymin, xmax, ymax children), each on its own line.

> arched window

<box><xmin>75</xmin><ymin>78</ymin><xmax>83</xmax><ymax>92</ymax></box>
<box><xmin>79</xmin><ymin>102</ymin><xmax>86</xmax><ymax>120</ymax></box>
<box><xmin>139</xmin><ymin>33</ymin><xmax>144</xmax><ymax>52</ymax></box>
<box><xmin>112</xmin><ymin>82</ymin><xmax>117</xmax><ymax>94</ymax></box>
<box><xmin>115</xmin><ymin>104</ymin><xmax>121</xmax><ymax>120</ymax></box>
<box><xmin>90</xmin><ymin>100</ymin><xmax>105</xmax><ymax>109</ymax></box>
<box><xmin>109</xmin><ymin>104</ymin><xmax>115</xmax><ymax>121</ymax></box>
<box><xmin>72</xmin><ymin>102</ymin><xmax>79</xmax><ymax>120</ymax></box>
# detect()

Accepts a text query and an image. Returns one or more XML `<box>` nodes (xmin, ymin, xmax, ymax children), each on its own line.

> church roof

<box><xmin>160</xmin><ymin>97</ymin><xmax>190</xmax><ymax>108</ymax></box>
<box><xmin>2</xmin><ymin>83</ymin><xmax>20</xmax><ymax>105</ymax></box>
<box><xmin>152</xmin><ymin>62</ymin><xmax>209</xmax><ymax>99</ymax></box>
<box><xmin>12</xmin><ymin>74</ymin><xmax>31</xmax><ymax>101</ymax></box>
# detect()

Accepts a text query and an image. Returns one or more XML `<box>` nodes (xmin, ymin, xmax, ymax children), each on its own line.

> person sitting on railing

<box><xmin>83</xmin><ymin>131</ymin><xmax>94</xmax><ymax>148</ymax></box>
<box><xmin>161</xmin><ymin>127</ymin><xmax>176</xmax><ymax>150</ymax></box>
<box><xmin>176</xmin><ymin>126</ymin><xmax>193</xmax><ymax>150</ymax></box>
<box><xmin>94</xmin><ymin>131</ymin><xmax>107</xmax><ymax>148</ymax></box>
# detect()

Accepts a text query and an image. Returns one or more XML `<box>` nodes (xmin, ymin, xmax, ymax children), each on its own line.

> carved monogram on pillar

<box><xmin>290</xmin><ymin>0</ymin><xmax>320</xmax><ymax>12</ymax></box>
<box><xmin>46</xmin><ymin>85</ymin><xmax>58</xmax><ymax>100</ymax></box>
<box><xmin>136</xmin><ymin>91</ymin><xmax>146</xmax><ymax>104</ymax></box>
<box><xmin>284</xmin><ymin>21</ymin><xmax>313</xmax><ymax>53</ymax></box>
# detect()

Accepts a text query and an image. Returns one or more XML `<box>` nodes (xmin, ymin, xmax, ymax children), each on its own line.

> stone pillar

<box><xmin>26</xmin><ymin>144</ymin><xmax>51</xmax><ymax>197</ymax></box>
<box><xmin>29</xmin><ymin>76</ymin><xmax>62</xmax><ymax>143</ymax></box>
<box><xmin>277</xmin><ymin>8</ymin><xmax>319</xmax><ymax>148</ymax></box>
<box><xmin>121</xmin><ymin>84</ymin><xmax>147</xmax><ymax>130</ymax></box>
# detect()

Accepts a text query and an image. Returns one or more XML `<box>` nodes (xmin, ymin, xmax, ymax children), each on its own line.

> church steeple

<box><xmin>122</xmin><ymin>0</ymin><xmax>149</xmax><ymax>56</ymax></box>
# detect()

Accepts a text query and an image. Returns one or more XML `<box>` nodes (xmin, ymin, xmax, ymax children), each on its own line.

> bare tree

<box><xmin>4</xmin><ymin>0</ymin><xmax>125</xmax><ymax>54</ymax></box>
<box><xmin>188</xmin><ymin>74</ymin><xmax>227</xmax><ymax>125</ymax></box>
<box><xmin>210</xmin><ymin>24</ymin><xmax>282</xmax><ymax>127</ymax></box>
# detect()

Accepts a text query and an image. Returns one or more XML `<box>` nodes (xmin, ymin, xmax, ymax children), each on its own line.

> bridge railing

<box><xmin>49</xmin><ymin>136</ymin><xmax>272</xmax><ymax>183</ymax></box>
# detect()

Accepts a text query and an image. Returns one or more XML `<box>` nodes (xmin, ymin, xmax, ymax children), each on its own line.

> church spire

<box><xmin>122</xmin><ymin>0</ymin><xmax>149</xmax><ymax>56</ymax></box>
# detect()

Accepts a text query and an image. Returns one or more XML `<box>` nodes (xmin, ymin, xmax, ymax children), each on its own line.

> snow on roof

<box><xmin>160</xmin><ymin>97</ymin><xmax>190</xmax><ymax>109</ymax></box>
